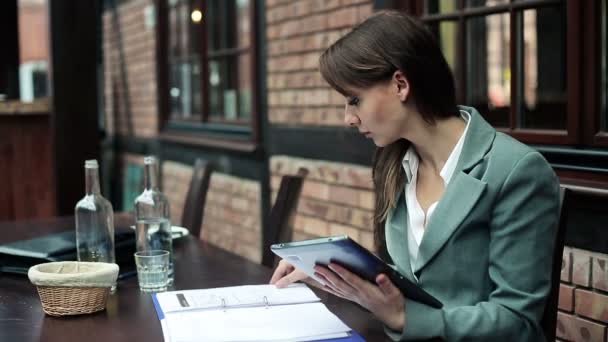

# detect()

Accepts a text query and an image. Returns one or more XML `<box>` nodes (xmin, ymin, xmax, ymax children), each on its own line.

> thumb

<box><xmin>376</xmin><ymin>274</ymin><xmax>399</xmax><ymax>297</ymax></box>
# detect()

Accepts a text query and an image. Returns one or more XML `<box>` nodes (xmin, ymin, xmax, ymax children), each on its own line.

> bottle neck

<box><xmin>85</xmin><ymin>167</ymin><xmax>101</xmax><ymax>195</ymax></box>
<box><xmin>143</xmin><ymin>162</ymin><xmax>159</xmax><ymax>190</ymax></box>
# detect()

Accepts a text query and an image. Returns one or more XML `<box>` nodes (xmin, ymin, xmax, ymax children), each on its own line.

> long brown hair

<box><xmin>319</xmin><ymin>10</ymin><xmax>458</xmax><ymax>257</ymax></box>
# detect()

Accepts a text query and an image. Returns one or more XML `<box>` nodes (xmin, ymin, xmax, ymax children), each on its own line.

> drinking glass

<box><xmin>134</xmin><ymin>250</ymin><xmax>169</xmax><ymax>293</ymax></box>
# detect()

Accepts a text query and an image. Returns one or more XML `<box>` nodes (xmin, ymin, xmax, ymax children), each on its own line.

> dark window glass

<box><xmin>466</xmin><ymin>0</ymin><xmax>508</xmax><ymax>8</ymax></box>
<box><xmin>517</xmin><ymin>5</ymin><xmax>567</xmax><ymax>130</ymax></box>
<box><xmin>428</xmin><ymin>21</ymin><xmax>460</xmax><ymax>92</ymax></box>
<box><xmin>466</xmin><ymin>13</ymin><xmax>511</xmax><ymax>127</ymax></box>
<box><xmin>168</xmin><ymin>0</ymin><xmax>202</xmax><ymax>120</ymax></box>
<box><xmin>602</xmin><ymin>0</ymin><xmax>608</xmax><ymax>131</ymax></box>
<box><xmin>166</xmin><ymin>0</ymin><xmax>252</xmax><ymax>123</ymax></box>
<box><xmin>425</xmin><ymin>0</ymin><xmax>457</xmax><ymax>15</ymax></box>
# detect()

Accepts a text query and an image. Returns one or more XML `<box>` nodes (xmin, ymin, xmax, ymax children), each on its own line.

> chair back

<box><xmin>541</xmin><ymin>186</ymin><xmax>570</xmax><ymax>341</ymax></box>
<box><xmin>262</xmin><ymin>169</ymin><xmax>307</xmax><ymax>267</ymax></box>
<box><xmin>181</xmin><ymin>159</ymin><xmax>212</xmax><ymax>238</ymax></box>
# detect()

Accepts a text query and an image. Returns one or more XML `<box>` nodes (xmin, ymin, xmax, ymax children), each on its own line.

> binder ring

<box><xmin>221</xmin><ymin>298</ymin><xmax>227</xmax><ymax>312</ymax></box>
<box><xmin>263</xmin><ymin>296</ymin><xmax>269</xmax><ymax>309</ymax></box>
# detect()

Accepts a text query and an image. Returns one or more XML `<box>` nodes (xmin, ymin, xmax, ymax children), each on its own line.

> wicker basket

<box><xmin>28</xmin><ymin>261</ymin><xmax>119</xmax><ymax>317</ymax></box>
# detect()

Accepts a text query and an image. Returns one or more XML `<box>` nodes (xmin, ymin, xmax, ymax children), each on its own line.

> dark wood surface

<box><xmin>0</xmin><ymin>215</ymin><xmax>389</xmax><ymax>342</ymax></box>
<box><xmin>0</xmin><ymin>114</ymin><xmax>55</xmax><ymax>221</ymax></box>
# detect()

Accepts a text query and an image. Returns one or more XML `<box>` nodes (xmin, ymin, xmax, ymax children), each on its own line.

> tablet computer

<box><xmin>271</xmin><ymin>235</ymin><xmax>442</xmax><ymax>309</ymax></box>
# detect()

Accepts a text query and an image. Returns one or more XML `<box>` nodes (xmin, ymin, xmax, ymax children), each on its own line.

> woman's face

<box><xmin>344</xmin><ymin>79</ymin><xmax>411</xmax><ymax>147</ymax></box>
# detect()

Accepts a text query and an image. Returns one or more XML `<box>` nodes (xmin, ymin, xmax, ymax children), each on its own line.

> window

<box><xmin>0</xmin><ymin>0</ymin><xmax>49</xmax><ymax>104</ymax></box>
<box><xmin>399</xmin><ymin>0</ymin><xmax>575</xmax><ymax>145</ymax></box>
<box><xmin>159</xmin><ymin>0</ymin><xmax>259</xmax><ymax>147</ymax></box>
<box><xmin>602</xmin><ymin>0</ymin><xmax>607</xmax><ymax>132</ymax></box>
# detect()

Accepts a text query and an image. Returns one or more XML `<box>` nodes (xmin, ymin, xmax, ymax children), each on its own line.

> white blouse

<box><xmin>402</xmin><ymin>110</ymin><xmax>471</xmax><ymax>278</ymax></box>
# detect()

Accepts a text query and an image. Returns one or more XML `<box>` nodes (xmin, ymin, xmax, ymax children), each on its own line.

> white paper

<box><xmin>155</xmin><ymin>284</ymin><xmax>321</xmax><ymax>313</ymax></box>
<box><xmin>154</xmin><ymin>284</ymin><xmax>352</xmax><ymax>342</ymax></box>
<box><xmin>164</xmin><ymin>302</ymin><xmax>351</xmax><ymax>342</ymax></box>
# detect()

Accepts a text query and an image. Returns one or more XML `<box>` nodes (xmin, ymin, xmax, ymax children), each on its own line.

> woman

<box><xmin>269</xmin><ymin>10</ymin><xmax>560</xmax><ymax>341</ymax></box>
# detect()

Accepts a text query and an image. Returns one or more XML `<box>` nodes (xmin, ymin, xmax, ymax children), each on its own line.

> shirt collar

<box><xmin>401</xmin><ymin>110</ymin><xmax>471</xmax><ymax>185</ymax></box>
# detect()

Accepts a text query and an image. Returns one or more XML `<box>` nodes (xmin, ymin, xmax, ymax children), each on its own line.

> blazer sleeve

<box><xmin>387</xmin><ymin>151</ymin><xmax>560</xmax><ymax>341</ymax></box>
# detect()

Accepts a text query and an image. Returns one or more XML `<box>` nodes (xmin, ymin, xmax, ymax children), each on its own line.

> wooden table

<box><xmin>0</xmin><ymin>216</ymin><xmax>389</xmax><ymax>341</ymax></box>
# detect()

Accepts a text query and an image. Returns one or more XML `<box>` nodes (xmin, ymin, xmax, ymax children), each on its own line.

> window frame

<box><xmin>155</xmin><ymin>0</ymin><xmax>261</xmax><ymax>151</ymax></box>
<box><xmin>396</xmin><ymin>0</ymin><xmax>584</xmax><ymax>146</ymax></box>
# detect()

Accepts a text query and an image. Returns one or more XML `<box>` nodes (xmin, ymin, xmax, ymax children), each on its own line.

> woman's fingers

<box><xmin>269</xmin><ymin>260</ymin><xmax>293</xmax><ymax>284</ymax></box>
<box><xmin>274</xmin><ymin>269</ymin><xmax>309</xmax><ymax>288</ymax></box>
<box><xmin>314</xmin><ymin>265</ymin><xmax>358</xmax><ymax>297</ymax></box>
<box><xmin>376</xmin><ymin>273</ymin><xmax>400</xmax><ymax>298</ymax></box>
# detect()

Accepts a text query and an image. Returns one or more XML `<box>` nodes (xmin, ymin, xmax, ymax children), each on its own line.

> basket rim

<box><xmin>28</xmin><ymin>261</ymin><xmax>119</xmax><ymax>287</ymax></box>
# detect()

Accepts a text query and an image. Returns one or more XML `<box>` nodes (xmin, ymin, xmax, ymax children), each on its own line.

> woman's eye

<box><xmin>347</xmin><ymin>96</ymin><xmax>360</xmax><ymax>106</ymax></box>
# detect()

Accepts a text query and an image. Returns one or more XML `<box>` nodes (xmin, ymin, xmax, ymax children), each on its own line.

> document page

<box><xmin>164</xmin><ymin>302</ymin><xmax>351</xmax><ymax>342</ymax></box>
<box><xmin>155</xmin><ymin>283</ymin><xmax>320</xmax><ymax>313</ymax></box>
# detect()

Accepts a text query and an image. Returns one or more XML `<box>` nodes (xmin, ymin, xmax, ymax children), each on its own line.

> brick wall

<box><xmin>201</xmin><ymin>173</ymin><xmax>262</xmax><ymax>264</ymax></box>
<box><xmin>103</xmin><ymin>0</ymin><xmax>158</xmax><ymax>137</ymax></box>
<box><xmin>270</xmin><ymin>156</ymin><xmax>375</xmax><ymax>251</ymax></box>
<box><xmin>266</xmin><ymin>0</ymin><xmax>373</xmax><ymax>126</ymax></box>
<box><xmin>558</xmin><ymin>247</ymin><xmax>608</xmax><ymax>341</ymax></box>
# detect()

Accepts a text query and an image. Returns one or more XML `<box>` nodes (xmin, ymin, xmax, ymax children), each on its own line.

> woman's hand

<box><xmin>269</xmin><ymin>259</ymin><xmax>323</xmax><ymax>289</ymax></box>
<box><xmin>314</xmin><ymin>263</ymin><xmax>406</xmax><ymax>332</ymax></box>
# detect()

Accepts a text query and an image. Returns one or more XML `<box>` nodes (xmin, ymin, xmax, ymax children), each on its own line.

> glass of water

<box><xmin>134</xmin><ymin>250</ymin><xmax>169</xmax><ymax>293</ymax></box>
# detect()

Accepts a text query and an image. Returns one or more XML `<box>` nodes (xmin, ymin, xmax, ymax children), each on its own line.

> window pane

<box><xmin>517</xmin><ymin>5</ymin><xmax>567</xmax><ymax>130</ymax></box>
<box><xmin>602</xmin><ymin>0</ymin><xmax>608</xmax><ymax>131</ymax></box>
<box><xmin>168</xmin><ymin>0</ymin><xmax>202</xmax><ymax>120</ymax></box>
<box><xmin>427</xmin><ymin>21</ymin><xmax>460</xmax><ymax>91</ymax></box>
<box><xmin>425</xmin><ymin>0</ymin><xmax>457</xmax><ymax>15</ymax></box>
<box><xmin>466</xmin><ymin>13</ymin><xmax>511</xmax><ymax>127</ymax></box>
<box><xmin>207</xmin><ymin>0</ymin><xmax>251</xmax><ymax>51</ymax></box>
<box><xmin>17</xmin><ymin>0</ymin><xmax>49</xmax><ymax>102</ymax></box>
<box><xmin>209</xmin><ymin>53</ymin><xmax>252</xmax><ymax>121</ymax></box>
<box><xmin>466</xmin><ymin>0</ymin><xmax>508</xmax><ymax>8</ymax></box>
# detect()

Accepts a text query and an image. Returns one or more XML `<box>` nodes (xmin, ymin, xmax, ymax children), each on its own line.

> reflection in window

<box><xmin>602</xmin><ymin>0</ymin><xmax>608</xmax><ymax>131</ymax></box>
<box><xmin>466</xmin><ymin>0</ymin><xmax>508</xmax><ymax>8</ymax></box>
<box><xmin>18</xmin><ymin>0</ymin><xmax>49</xmax><ymax>103</ymax></box>
<box><xmin>428</xmin><ymin>21</ymin><xmax>459</xmax><ymax>90</ymax></box>
<box><xmin>168</xmin><ymin>0</ymin><xmax>202</xmax><ymax>120</ymax></box>
<box><xmin>167</xmin><ymin>0</ymin><xmax>251</xmax><ymax>123</ymax></box>
<box><xmin>425</xmin><ymin>0</ymin><xmax>457</xmax><ymax>14</ymax></box>
<box><xmin>207</xmin><ymin>0</ymin><xmax>251</xmax><ymax>122</ymax></box>
<box><xmin>466</xmin><ymin>14</ymin><xmax>510</xmax><ymax>127</ymax></box>
<box><xmin>518</xmin><ymin>5</ymin><xmax>567</xmax><ymax>130</ymax></box>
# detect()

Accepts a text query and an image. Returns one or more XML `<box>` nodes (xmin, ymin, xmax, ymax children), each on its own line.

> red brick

<box><xmin>572</xmin><ymin>248</ymin><xmax>592</xmax><ymax>287</ymax></box>
<box><xmin>557</xmin><ymin>312</ymin><xmax>606</xmax><ymax>342</ymax></box>
<box><xmin>360</xmin><ymin>231</ymin><xmax>375</xmax><ymax>252</ymax></box>
<box><xmin>593</xmin><ymin>253</ymin><xmax>608</xmax><ymax>292</ymax></box>
<box><xmin>328</xmin><ymin>222</ymin><xmax>360</xmax><ymax>240</ymax></box>
<box><xmin>359</xmin><ymin>190</ymin><xmax>375</xmax><ymax>210</ymax></box>
<box><xmin>301</xmin><ymin>180</ymin><xmax>330</xmax><ymax>200</ymax></box>
<box><xmin>328</xmin><ymin>185</ymin><xmax>360</xmax><ymax>207</ymax></box>
<box><xmin>328</xmin><ymin>7</ymin><xmax>359</xmax><ymax>29</ymax></box>
<box><xmin>558</xmin><ymin>283</ymin><xmax>574</xmax><ymax>312</ymax></box>
<box><xmin>575</xmin><ymin>288</ymin><xmax>608</xmax><ymax>323</ymax></box>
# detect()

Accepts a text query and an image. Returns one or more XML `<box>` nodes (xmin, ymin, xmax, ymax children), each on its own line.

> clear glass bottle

<box><xmin>75</xmin><ymin>160</ymin><xmax>116</xmax><ymax>291</ymax></box>
<box><xmin>134</xmin><ymin>156</ymin><xmax>174</xmax><ymax>284</ymax></box>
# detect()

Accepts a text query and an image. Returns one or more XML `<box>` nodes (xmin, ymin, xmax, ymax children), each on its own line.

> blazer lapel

<box><xmin>412</xmin><ymin>106</ymin><xmax>495</xmax><ymax>275</ymax></box>
<box><xmin>413</xmin><ymin>173</ymin><xmax>486</xmax><ymax>274</ymax></box>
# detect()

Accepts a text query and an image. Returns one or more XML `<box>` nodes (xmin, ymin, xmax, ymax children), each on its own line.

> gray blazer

<box><xmin>384</xmin><ymin>106</ymin><xmax>560</xmax><ymax>341</ymax></box>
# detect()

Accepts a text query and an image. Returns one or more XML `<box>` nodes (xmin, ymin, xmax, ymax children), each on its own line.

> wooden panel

<box><xmin>0</xmin><ymin>114</ymin><xmax>55</xmax><ymax>221</ymax></box>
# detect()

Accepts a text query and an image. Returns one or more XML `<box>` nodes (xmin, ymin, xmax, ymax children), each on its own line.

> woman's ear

<box><xmin>393</xmin><ymin>70</ymin><xmax>410</xmax><ymax>102</ymax></box>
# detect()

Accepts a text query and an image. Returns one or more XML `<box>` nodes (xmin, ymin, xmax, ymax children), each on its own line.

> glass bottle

<box><xmin>134</xmin><ymin>156</ymin><xmax>174</xmax><ymax>284</ymax></box>
<box><xmin>75</xmin><ymin>160</ymin><xmax>116</xmax><ymax>291</ymax></box>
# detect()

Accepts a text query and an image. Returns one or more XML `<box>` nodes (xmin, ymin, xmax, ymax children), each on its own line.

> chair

<box><xmin>261</xmin><ymin>169</ymin><xmax>308</xmax><ymax>267</ymax></box>
<box><xmin>540</xmin><ymin>186</ymin><xmax>570</xmax><ymax>341</ymax></box>
<box><xmin>181</xmin><ymin>159</ymin><xmax>212</xmax><ymax>238</ymax></box>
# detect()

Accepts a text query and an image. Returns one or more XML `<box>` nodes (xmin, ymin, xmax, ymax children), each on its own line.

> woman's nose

<box><xmin>344</xmin><ymin>105</ymin><xmax>360</xmax><ymax>127</ymax></box>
